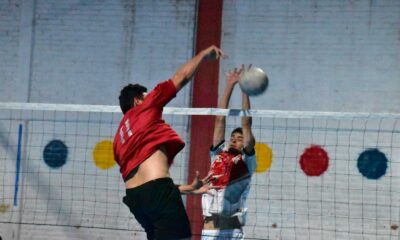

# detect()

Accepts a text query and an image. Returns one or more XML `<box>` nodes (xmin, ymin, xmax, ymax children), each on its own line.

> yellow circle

<box><xmin>255</xmin><ymin>142</ymin><xmax>273</xmax><ymax>173</ymax></box>
<box><xmin>93</xmin><ymin>140</ymin><xmax>116</xmax><ymax>170</ymax></box>
<box><xmin>0</xmin><ymin>203</ymin><xmax>10</xmax><ymax>214</ymax></box>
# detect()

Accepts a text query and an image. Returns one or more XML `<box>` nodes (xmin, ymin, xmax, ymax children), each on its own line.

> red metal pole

<box><xmin>187</xmin><ymin>0</ymin><xmax>223</xmax><ymax>239</ymax></box>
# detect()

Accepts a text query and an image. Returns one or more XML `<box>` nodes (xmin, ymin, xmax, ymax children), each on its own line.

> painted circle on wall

<box><xmin>255</xmin><ymin>142</ymin><xmax>273</xmax><ymax>173</ymax></box>
<box><xmin>43</xmin><ymin>139</ymin><xmax>68</xmax><ymax>168</ymax></box>
<box><xmin>0</xmin><ymin>203</ymin><xmax>10</xmax><ymax>214</ymax></box>
<box><xmin>299</xmin><ymin>145</ymin><xmax>329</xmax><ymax>176</ymax></box>
<box><xmin>93</xmin><ymin>140</ymin><xmax>116</xmax><ymax>170</ymax></box>
<box><xmin>357</xmin><ymin>148</ymin><xmax>388</xmax><ymax>180</ymax></box>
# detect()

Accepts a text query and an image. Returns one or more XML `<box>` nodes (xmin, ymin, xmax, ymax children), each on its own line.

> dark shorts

<box><xmin>123</xmin><ymin>178</ymin><xmax>192</xmax><ymax>240</ymax></box>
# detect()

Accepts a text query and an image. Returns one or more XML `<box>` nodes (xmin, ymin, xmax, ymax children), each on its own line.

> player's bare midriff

<box><xmin>125</xmin><ymin>145</ymin><xmax>170</xmax><ymax>189</ymax></box>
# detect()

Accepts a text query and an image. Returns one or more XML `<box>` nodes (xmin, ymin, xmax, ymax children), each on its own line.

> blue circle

<box><xmin>357</xmin><ymin>148</ymin><xmax>388</xmax><ymax>180</ymax></box>
<box><xmin>43</xmin><ymin>140</ymin><xmax>68</xmax><ymax>168</ymax></box>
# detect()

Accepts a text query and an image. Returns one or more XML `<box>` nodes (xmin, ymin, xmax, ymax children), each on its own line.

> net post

<box><xmin>187</xmin><ymin>0</ymin><xmax>223</xmax><ymax>238</ymax></box>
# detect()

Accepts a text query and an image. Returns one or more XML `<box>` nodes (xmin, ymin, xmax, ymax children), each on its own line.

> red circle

<box><xmin>299</xmin><ymin>145</ymin><xmax>329</xmax><ymax>176</ymax></box>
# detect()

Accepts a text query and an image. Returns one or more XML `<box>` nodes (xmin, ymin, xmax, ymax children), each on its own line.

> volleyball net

<box><xmin>0</xmin><ymin>102</ymin><xmax>399</xmax><ymax>239</ymax></box>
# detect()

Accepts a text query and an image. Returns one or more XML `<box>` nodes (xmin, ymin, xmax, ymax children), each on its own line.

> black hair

<box><xmin>119</xmin><ymin>84</ymin><xmax>147</xmax><ymax>114</ymax></box>
<box><xmin>231</xmin><ymin>127</ymin><xmax>243</xmax><ymax>135</ymax></box>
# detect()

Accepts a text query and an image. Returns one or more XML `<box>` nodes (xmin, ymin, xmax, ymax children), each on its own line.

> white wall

<box><xmin>0</xmin><ymin>0</ymin><xmax>197</xmax><ymax>239</ymax></box>
<box><xmin>2</xmin><ymin>1</ymin><xmax>397</xmax><ymax>112</ymax></box>
<box><xmin>220</xmin><ymin>0</ymin><xmax>400</xmax><ymax>113</ymax></box>
<box><xmin>0</xmin><ymin>0</ymin><xmax>196</xmax><ymax>107</ymax></box>
<box><xmin>0</xmin><ymin>1</ymin><xmax>399</xmax><ymax>240</ymax></box>
<box><xmin>217</xmin><ymin>3</ymin><xmax>400</xmax><ymax>236</ymax></box>
<box><xmin>0</xmin><ymin>0</ymin><xmax>21</xmax><ymax>102</ymax></box>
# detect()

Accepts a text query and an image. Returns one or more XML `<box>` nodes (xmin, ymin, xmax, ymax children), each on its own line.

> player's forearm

<box><xmin>213</xmin><ymin>116</ymin><xmax>225</xmax><ymax>147</ymax></box>
<box><xmin>242</xmin><ymin>93</ymin><xmax>255</xmax><ymax>150</ymax></box>
<box><xmin>241</xmin><ymin>92</ymin><xmax>251</xmax><ymax>126</ymax></box>
<box><xmin>178</xmin><ymin>184</ymin><xmax>195</xmax><ymax>194</ymax></box>
<box><xmin>172</xmin><ymin>50</ymin><xmax>208</xmax><ymax>92</ymax></box>
<box><xmin>213</xmin><ymin>83</ymin><xmax>234</xmax><ymax>145</ymax></box>
<box><xmin>242</xmin><ymin>123</ymin><xmax>255</xmax><ymax>150</ymax></box>
<box><xmin>242</xmin><ymin>92</ymin><xmax>250</xmax><ymax>110</ymax></box>
<box><xmin>243</xmin><ymin>124</ymin><xmax>255</xmax><ymax>152</ymax></box>
<box><xmin>242</xmin><ymin>116</ymin><xmax>254</xmax><ymax>144</ymax></box>
<box><xmin>218</xmin><ymin>83</ymin><xmax>235</xmax><ymax>109</ymax></box>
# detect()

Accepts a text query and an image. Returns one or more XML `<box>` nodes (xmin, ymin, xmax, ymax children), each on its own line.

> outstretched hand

<box><xmin>203</xmin><ymin>45</ymin><xmax>227</xmax><ymax>60</ymax></box>
<box><xmin>225</xmin><ymin>64</ymin><xmax>252</xmax><ymax>86</ymax></box>
<box><xmin>202</xmin><ymin>172</ymin><xmax>223</xmax><ymax>184</ymax></box>
<box><xmin>189</xmin><ymin>171</ymin><xmax>204</xmax><ymax>190</ymax></box>
<box><xmin>187</xmin><ymin>171</ymin><xmax>217</xmax><ymax>195</ymax></box>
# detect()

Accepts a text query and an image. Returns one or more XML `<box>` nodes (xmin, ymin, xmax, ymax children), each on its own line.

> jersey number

<box><xmin>119</xmin><ymin>119</ymin><xmax>133</xmax><ymax>144</ymax></box>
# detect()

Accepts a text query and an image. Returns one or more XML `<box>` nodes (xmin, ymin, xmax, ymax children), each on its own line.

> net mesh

<box><xmin>0</xmin><ymin>102</ymin><xmax>399</xmax><ymax>239</ymax></box>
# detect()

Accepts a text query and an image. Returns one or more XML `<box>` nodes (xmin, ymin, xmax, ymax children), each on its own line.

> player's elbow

<box><xmin>243</xmin><ymin>132</ymin><xmax>255</xmax><ymax>148</ymax></box>
<box><xmin>171</xmin><ymin>72</ymin><xmax>188</xmax><ymax>91</ymax></box>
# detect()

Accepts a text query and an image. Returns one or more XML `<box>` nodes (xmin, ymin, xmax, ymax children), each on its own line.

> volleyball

<box><xmin>239</xmin><ymin>67</ymin><xmax>269</xmax><ymax>96</ymax></box>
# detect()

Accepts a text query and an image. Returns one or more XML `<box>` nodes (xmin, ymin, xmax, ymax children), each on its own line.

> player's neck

<box><xmin>227</xmin><ymin>148</ymin><xmax>241</xmax><ymax>155</ymax></box>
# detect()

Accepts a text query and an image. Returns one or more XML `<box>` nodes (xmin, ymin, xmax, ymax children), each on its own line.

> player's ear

<box><xmin>133</xmin><ymin>97</ymin><xmax>141</xmax><ymax>107</ymax></box>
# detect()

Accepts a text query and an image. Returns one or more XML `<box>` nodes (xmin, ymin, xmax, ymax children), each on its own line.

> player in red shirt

<box><xmin>114</xmin><ymin>45</ymin><xmax>225</xmax><ymax>240</ymax></box>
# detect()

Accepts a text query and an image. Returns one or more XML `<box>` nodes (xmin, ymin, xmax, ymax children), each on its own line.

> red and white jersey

<box><xmin>113</xmin><ymin>80</ymin><xmax>185</xmax><ymax>181</ymax></box>
<box><xmin>202</xmin><ymin>141</ymin><xmax>257</xmax><ymax>222</ymax></box>
<box><xmin>208</xmin><ymin>150</ymin><xmax>250</xmax><ymax>188</ymax></box>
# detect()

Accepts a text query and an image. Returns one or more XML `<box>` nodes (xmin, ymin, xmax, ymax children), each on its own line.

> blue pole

<box><xmin>13</xmin><ymin>124</ymin><xmax>23</xmax><ymax>206</ymax></box>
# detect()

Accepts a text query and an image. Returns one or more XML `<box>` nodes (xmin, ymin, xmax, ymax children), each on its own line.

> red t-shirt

<box><xmin>113</xmin><ymin>80</ymin><xmax>185</xmax><ymax>181</ymax></box>
<box><xmin>208</xmin><ymin>151</ymin><xmax>250</xmax><ymax>188</ymax></box>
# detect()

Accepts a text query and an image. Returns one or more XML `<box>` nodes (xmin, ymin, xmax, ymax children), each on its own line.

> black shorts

<box><xmin>123</xmin><ymin>178</ymin><xmax>192</xmax><ymax>240</ymax></box>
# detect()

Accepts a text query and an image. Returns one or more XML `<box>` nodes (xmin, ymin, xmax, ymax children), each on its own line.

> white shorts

<box><xmin>201</xmin><ymin>229</ymin><xmax>244</xmax><ymax>240</ymax></box>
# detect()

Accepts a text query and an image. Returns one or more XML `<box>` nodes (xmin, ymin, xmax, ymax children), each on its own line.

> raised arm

<box><xmin>241</xmin><ymin>86</ymin><xmax>256</xmax><ymax>153</ymax></box>
<box><xmin>212</xmin><ymin>66</ymin><xmax>243</xmax><ymax>147</ymax></box>
<box><xmin>172</xmin><ymin>45</ymin><xmax>225</xmax><ymax>92</ymax></box>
